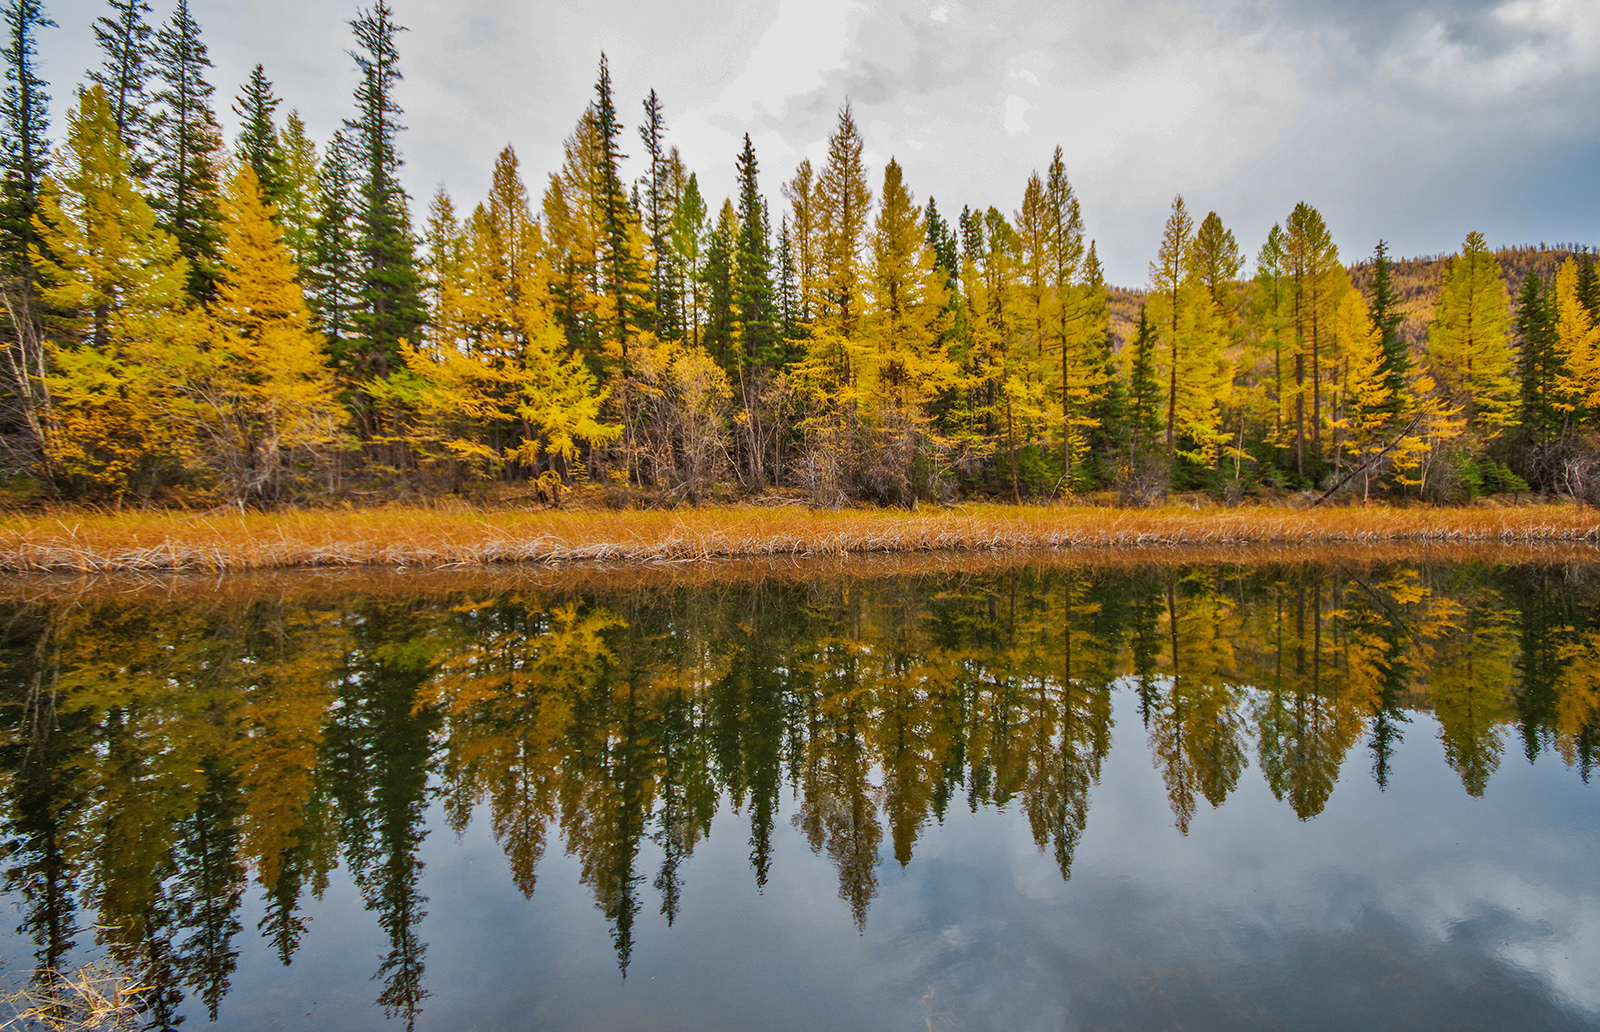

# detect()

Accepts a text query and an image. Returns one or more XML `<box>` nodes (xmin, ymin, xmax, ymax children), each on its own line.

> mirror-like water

<box><xmin>0</xmin><ymin>557</ymin><xmax>1596</xmax><ymax>1031</ymax></box>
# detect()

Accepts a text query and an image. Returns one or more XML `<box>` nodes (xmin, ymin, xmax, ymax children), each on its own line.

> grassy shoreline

<box><xmin>0</xmin><ymin>501</ymin><xmax>1596</xmax><ymax>574</ymax></box>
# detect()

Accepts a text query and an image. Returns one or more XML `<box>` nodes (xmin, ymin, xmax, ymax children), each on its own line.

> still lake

<box><xmin>0</xmin><ymin>555</ymin><xmax>1596</xmax><ymax>1031</ymax></box>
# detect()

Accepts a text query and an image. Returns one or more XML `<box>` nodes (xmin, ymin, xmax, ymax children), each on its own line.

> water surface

<box><xmin>1</xmin><ymin>556</ymin><xmax>1596</xmax><ymax>1030</ymax></box>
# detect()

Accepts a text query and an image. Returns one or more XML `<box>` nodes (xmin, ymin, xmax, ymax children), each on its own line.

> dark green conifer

<box><xmin>87</xmin><ymin>0</ymin><xmax>153</xmax><ymax>173</ymax></box>
<box><xmin>1367</xmin><ymin>240</ymin><xmax>1409</xmax><ymax>419</ymax></box>
<box><xmin>0</xmin><ymin>0</ymin><xmax>52</xmax><ymax>272</ymax></box>
<box><xmin>234</xmin><ymin>64</ymin><xmax>286</xmax><ymax>206</ymax></box>
<box><xmin>150</xmin><ymin>0</ymin><xmax>223</xmax><ymax>298</ymax></box>
<box><xmin>733</xmin><ymin>134</ymin><xmax>777</xmax><ymax>367</ymax></box>
<box><xmin>702</xmin><ymin>200</ymin><xmax>737</xmax><ymax>373</ymax></box>
<box><xmin>1513</xmin><ymin>271</ymin><xmax>1563</xmax><ymax>454</ymax></box>
<box><xmin>345</xmin><ymin>1</ymin><xmax>424</xmax><ymax>395</ymax></box>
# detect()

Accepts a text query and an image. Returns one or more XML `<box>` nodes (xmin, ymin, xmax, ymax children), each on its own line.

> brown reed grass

<box><xmin>0</xmin><ymin>501</ymin><xmax>1594</xmax><ymax>576</ymax></box>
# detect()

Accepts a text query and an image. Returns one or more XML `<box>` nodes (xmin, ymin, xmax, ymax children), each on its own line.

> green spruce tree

<box><xmin>87</xmin><ymin>0</ymin><xmax>153</xmax><ymax>174</ymax></box>
<box><xmin>0</xmin><ymin>0</ymin><xmax>52</xmax><ymax>271</ymax></box>
<box><xmin>734</xmin><ymin>133</ymin><xmax>778</xmax><ymax>367</ymax></box>
<box><xmin>1366</xmin><ymin>239</ymin><xmax>1408</xmax><ymax>420</ymax></box>
<box><xmin>234</xmin><ymin>64</ymin><xmax>286</xmax><ymax>206</ymax></box>
<box><xmin>345</xmin><ymin>1</ymin><xmax>425</xmax><ymax>413</ymax></box>
<box><xmin>150</xmin><ymin>0</ymin><xmax>223</xmax><ymax>298</ymax></box>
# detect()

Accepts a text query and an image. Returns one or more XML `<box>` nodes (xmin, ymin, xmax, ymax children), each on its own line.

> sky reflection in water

<box><xmin>1</xmin><ymin>559</ymin><xmax>1596</xmax><ymax>1031</ymax></box>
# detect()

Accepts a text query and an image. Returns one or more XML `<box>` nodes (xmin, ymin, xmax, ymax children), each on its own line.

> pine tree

<box><xmin>1576</xmin><ymin>256</ymin><xmax>1600</xmax><ymax>321</ymax></box>
<box><xmin>87</xmin><ymin>0</ymin><xmax>154</xmax><ymax>172</ymax></box>
<box><xmin>592</xmin><ymin>54</ymin><xmax>641</xmax><ymax>352</ymax></box>
<box><xmin>1327</xmin><ymin>284</ymin><xmax>1392</xmax><ymax>497</ymax></box>
<box><xmin>701</xmin><ymin>200</ymin><xmax>737</xmax><ymax>374</ymax></box>
<box><xmin>1251</xmin><ymin>224</ymin><xmax>1291</xmax><ymax>453</ymax></box>
<box><xmin>638</xmin><ymin>88</ymin><xmax>676</xmax><ymax>339</ymax></box>
<box><xmin>1513</xmin><ymin>270</ymin><xmax>1562</xmax><ymax>454</ymax></box>
<box><xmin>669</xmin><ymin>172</ymin><xmax>706</xmax><ymax>348</ymax></box>
<box><xmin>1366</xmin><ymin>240</ymin><xmax>1408</xmax><ymax>420</ymax></box>
<box><xmin>1428</xmin><ymin>230</ymin><xmax>1516</xmax><ymax>438</ymax></box>
<box><xmin>776</xmin><ymin>216</ymin><xmax>799</xmax><ymax>342</ymax></box>
<box><xmin>150</xmin><ymin>0</ymin><xmax>223</xmax><ymax>299</ymax></box>
<box><xmin>1127</xmin><ymin>306</ymin><xmax>1163</xmax><ymax>467</ymax></box>
<box><xmin>276</xmin><ymin>111</ymin><xmax>319</xmax><ymax>274</ymax></box>
<box><xmin>234</xmin><ymin>64</ymin><xmax>286</xmax><ymax>206</ymax></box>
<box><xmin>307</xmin><ymin>131</ymin><xmax>358</xmax><ymax>359</ymax></box>
<box><xmin>345</xmin><ymin>0</ymin><xmax>425</xmax><ymax>435</ymax></box>
<box><xmin>0</xmin><ymin>0</ymin><xmax>52</xmax><ymax>270</ymax></box>
<box><xmin>733</xmin><ymin>133</ymin><xmax>777</xmax><ymax>367</ymax></box>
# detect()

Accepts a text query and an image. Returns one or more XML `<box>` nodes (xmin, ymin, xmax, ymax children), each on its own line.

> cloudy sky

<box><xmin>37</xmin><ymin>0</ymin><xmax>1600</xmax><ymax>285</ymax></box>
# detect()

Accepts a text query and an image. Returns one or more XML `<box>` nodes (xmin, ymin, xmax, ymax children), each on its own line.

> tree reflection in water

<box><xmin>0</xmin><ymin>559</ymin><xmax>1597</xmax><ymax>1026</ymax></box>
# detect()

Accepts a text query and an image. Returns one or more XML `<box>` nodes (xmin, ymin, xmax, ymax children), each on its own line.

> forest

<box><xmin>3</xmin><ymin>0</ymin><xmax>1599</xmax><ymax>511</ymax></box>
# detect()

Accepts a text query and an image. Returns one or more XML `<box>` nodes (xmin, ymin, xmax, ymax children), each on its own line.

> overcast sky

<box><xmin>37</xmin><ymin>0</ymin><xmax>1600</xmax><ymax>286</ymax></box>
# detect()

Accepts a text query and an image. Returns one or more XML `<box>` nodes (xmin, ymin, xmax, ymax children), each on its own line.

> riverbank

<box><xmin>0</xmin><ymin>501</ymin><xmax>1595</xmax><ymax>573</ymax></box>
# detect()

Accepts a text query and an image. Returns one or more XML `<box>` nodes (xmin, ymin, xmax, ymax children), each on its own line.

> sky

<box><xmin>36</xmin><ymin>0</ymin><xmax>1600</xmax><ymax>286</ymax></box>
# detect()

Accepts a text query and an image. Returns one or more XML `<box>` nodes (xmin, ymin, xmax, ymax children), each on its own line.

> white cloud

<box><xmin>1003</xmin><ymin>95</ymin><xmax>1031</xmax><ymax>136</ymax></box>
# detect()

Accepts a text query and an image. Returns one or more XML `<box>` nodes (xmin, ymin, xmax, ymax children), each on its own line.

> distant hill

<box><xmin>1348</xmin><ymin>244</ymin><xmax>1596</xmax><ymax>352</ymax></box>
<box><xmin>1104</xmin><ymin>244</ymin><xmax>1597</xmax><ymax>353</ymax></box>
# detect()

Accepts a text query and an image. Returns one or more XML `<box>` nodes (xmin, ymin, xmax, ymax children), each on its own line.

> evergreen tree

<box><xmin>307</xmin><ymin>132</ymin><xmax>358</xmax><ymax>359</ymax></box>
<box><xmin>87</xmin><ymin>0</ymin><xmax>153</xmax><ymax>172</ymax></box>
<box><xmin>1512</xmin><ymin>271</ymin><xmax>1562</xmax><ymax>453</ymax></box>
<box><xmin>1577</xmin><ymin>256</ymin><xmax>1600</xmax><ymax>320</ymax></box>
<box><xmin>776</xmin><ymin>216</ymin><xmax>799</xmax><ymax>342</ymax></box>
<box><xmin>234</xmin><ymin>64</ymin><xmax>286</xmax><ymax>206</ymax></box>
<box><xmin>669</xmin><ymin>172</ymin><xmax>706</xmax><ymax>348</ymax></box>
<box><xmin>1189</xmin><ymin>211</ymin><xmax>1241</xmax><ymax>312</ymax></box>
<box><xmin>592</xmin><ymin>54</ymin><xmax>641</xmax><ymax>351</ymax></box>
<box><xmin>0</xmin><ymin>0</ymin><xmax>52</xmax><ymax>270</ymax></box>
<box><xmin>638</xmin><ymin>88</ymin><xmax>676</xmax><ymax>339</ymax></box>
<box><xmin>150</xmin><ymin>0</ymin><xmax>223</xmax><ymax>298</ymax></box>
<box><xmin>1127</xmin><ymin>306</ymin><xmax>1162</xmax><ymax>466</ymax></box>
<box><xmin>276</xmin><ymin>111</ymin><xmax>319</xmax><ymax>274</ymax></box>
<box><xmin>733</xmin><ymin>133</ymin><xmax>777</xmax><ymax>367</ymax></box>
<box><xmin>925</xmin><ymin>196</ymin><xmax>958</xmax><ymax>282</ymax></box>
<box><xmin>345</xmin><ymin>0</ymin><xmax>425</xmax><ymax>423</ymax></box>
<box><xmin>701</xmin><ymin>200</ymin><xmax>737</xmax><ymax>374</ymax></box>
<box><xmin>1366</xmin><ymin>239</ymin><xmax>1408</xmax><ymax>419</ymax></box>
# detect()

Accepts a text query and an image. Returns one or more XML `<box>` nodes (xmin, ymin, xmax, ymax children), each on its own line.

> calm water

<box><xmin>0</xmin><ymin>558</ymin><xmax>1597</xmax><ymax>1031</ymax></box>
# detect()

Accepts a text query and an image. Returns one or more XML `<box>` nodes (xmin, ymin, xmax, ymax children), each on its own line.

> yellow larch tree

<box><xmin>1428</xmin><ymin>230</ymin><xmax>1517</xmax><ymax>439</ymax></box>
<box><xmin>859</xmin><ymin>157</ymin><xmax>954</xmax><ymax>505</ymax></box>
<box><xmin>1325</xmin><ymin>281</ymin><xmax>1393</xmax><ymax>498</ymax></box>
<box><xmin>187</xmin><ymin>164</ymin><xmax>345</xmax><ymax>503</ymax></box>
<box><xmin>406</xmin><ymin>149</ymin><xmax>617</xmax><ymax>496</ymax></box>
<box><xmin>1551</xmin><ymin>257</ymin><xmax>1600</xmax><ymax>420</ymax></box>
<box><xmin>29</xmin><ymin>85</ymin><xmax>196</xmax><ymax>497</ymax></box>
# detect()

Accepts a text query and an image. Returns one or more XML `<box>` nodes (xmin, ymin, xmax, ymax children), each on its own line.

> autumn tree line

<box><xmin>1</xmin><ymin>562</ymin><xmax>1597</xmax><ymax>1022</ymax></box>
<box><xmin>3</xmin><ymin>1</ymin><xmax>1599</xmax><ymax>508</ymax></box>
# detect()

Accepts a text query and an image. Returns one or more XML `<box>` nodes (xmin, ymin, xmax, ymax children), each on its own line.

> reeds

<box><xmin>0</xmin><ymin>502</ymin><xmax>1595</xmax><ymax>574</ymax></box>
<box><xmin>0</xmin><ymin>966</ymin><xmax>146</xmax><ymax>1032</ymax></box>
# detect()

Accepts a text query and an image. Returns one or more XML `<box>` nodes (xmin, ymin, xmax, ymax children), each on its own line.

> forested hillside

<box><xmin>2</xmin><ymin>0</ymin><xmax>1597</xmax><ymax>509</ymax></box>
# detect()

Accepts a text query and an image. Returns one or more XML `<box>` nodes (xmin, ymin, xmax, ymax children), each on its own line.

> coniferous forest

<box><xmin>4</xmin><ymin>0</ymin><xmax>1599</xmax><ymax>510</ymax></box>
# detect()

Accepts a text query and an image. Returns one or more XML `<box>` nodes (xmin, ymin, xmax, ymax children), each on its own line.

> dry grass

<box><xmin>0</xmin><ymin>966</ymin><xmax>146</xmax><ymax>1032</ymax></box>
<box><xmin>4</xmin><ymin>540</ymin><xmax>1599</xmax><ymax>609</ymax></box>
<box><xmin>0</xmin><ymin>501</ymin><xmax>1595</xmax><ymax>575</ymax></box>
